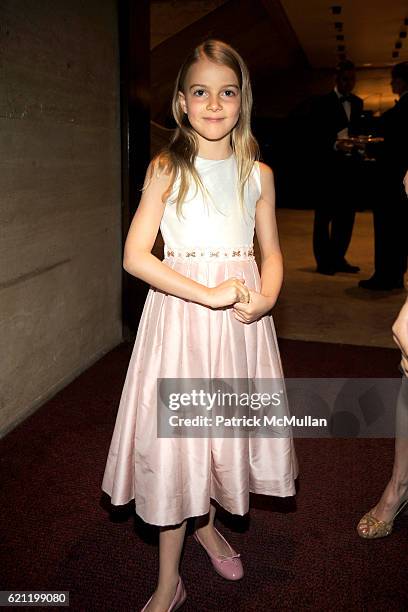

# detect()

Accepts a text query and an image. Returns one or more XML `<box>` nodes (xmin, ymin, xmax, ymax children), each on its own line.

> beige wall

<box><xmin>354</xmin><ymin>68</ymin><xmax>396</xmax><ymax>114</ymax></box>
<box><xmin>0</xmin><ymin>0</ymin><xmax>122</xmax><ymax>436</ymax></box>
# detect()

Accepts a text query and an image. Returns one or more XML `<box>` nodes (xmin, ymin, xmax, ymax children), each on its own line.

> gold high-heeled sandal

<box><xmin>357</xmin><ymin>498</ymin><xmax>408</xmax><ymax>539</ymax></box>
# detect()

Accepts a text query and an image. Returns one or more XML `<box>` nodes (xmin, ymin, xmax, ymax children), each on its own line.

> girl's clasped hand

<box><xmin>206</xmin><ymin>277</ymin><xmax>274</xmax><ymax>324</ymax></box>
<box><xmin>233</xmin><ymin>287</ymin><xmax>275</xmax><ymax>324</ymax></box>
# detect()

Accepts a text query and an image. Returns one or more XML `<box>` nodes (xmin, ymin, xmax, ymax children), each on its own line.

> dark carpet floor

<box><xmin>1</xmin><ymin>339</ymin><xmax>407</xmax><ymax>611</ymax></box>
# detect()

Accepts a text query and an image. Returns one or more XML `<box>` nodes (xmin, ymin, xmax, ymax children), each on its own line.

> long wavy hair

<box><xmin>148</xmin><ymin>39</ymin><xmax>260</xmax><ymax>219</ymax></box>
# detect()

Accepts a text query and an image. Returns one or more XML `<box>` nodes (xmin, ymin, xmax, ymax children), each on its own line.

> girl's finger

<box><xmin>236</xmin><ymin>286</ymin><xmax>249</xmax><ymax>301</ymax></box>
<box><xmin>233</xmin><ymin>311</ymin><xmax>247</xmax><ymax>323</ymax></box>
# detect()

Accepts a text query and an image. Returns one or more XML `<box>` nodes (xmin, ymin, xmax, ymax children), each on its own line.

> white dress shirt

<box><xmin>335</xmin><ymin>86</ymin><xmax>351</xmax><ymax>141</ymax></box>
<box><xmin>335</xmin><ymin>86</ymin><xmax>351</xmax><ymax>121</ymax></box>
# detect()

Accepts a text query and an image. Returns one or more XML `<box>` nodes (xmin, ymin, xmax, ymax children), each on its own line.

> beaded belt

<box><xmin>164</xmin><ymin>245</ymin><xmax>255</xmax><ymax>260</ymax></box>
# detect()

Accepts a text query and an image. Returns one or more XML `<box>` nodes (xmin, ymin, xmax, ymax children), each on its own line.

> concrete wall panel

<box><xmin>0</xmin><ymin>0</ymin><xmax>122</xmax><ymax>436</ymax></box>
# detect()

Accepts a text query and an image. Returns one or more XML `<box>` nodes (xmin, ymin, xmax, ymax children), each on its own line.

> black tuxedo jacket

<box><xmin>377</xmin><ymin>93</ymin><xmax>408</xmax><ymax>181</ymax></box>
<box><xmin>311</xmin><ymin>91</ymin><xmax>364</xmax><ymax>158</ymax></box>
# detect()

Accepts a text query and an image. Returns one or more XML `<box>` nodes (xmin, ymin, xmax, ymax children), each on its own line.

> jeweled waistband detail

<box><xmin>164</xmin><ymin>245</ymin><xmax>255</xmax><ymax>260</ymax></box>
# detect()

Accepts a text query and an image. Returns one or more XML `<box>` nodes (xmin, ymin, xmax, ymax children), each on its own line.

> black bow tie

<box><xmin>339</xmin><ymin>94</ymin><xmax>352</xmax><ymax>103</ymax></box>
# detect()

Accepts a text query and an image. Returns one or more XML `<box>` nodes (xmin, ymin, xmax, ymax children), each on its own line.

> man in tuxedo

<box><xmin>359</xmin><ymin>62</ymin><xmax>408</xmax><ymax>290</ymax></box>
<box><xmin>312</xmin><ymin>60</ymin><xmax>363</xmax><ymax>275</ymax></box>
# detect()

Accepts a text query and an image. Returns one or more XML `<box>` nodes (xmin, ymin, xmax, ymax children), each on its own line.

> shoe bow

<box><xmin>220</xmin><ymin>552</ymin><xmax>241</xmax><ymax>562</ymax></box>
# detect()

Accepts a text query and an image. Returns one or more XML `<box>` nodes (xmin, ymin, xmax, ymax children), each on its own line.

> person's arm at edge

<box><xmin>392</xmin><ymin>297</ymin><xmax>408</xmax><ymax>375</ymax></box>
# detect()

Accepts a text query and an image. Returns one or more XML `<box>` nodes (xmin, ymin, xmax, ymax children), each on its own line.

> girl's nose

<box><xmin>206</xmin><ymin>96</ymin><xmax>222</xmax><ymax>111</ymax></box>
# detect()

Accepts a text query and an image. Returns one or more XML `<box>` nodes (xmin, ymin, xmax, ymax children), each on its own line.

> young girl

<box><xmin>102</xmin><ymin>39</ymin><xmax>298</xmax><ymax>612</ymax></box>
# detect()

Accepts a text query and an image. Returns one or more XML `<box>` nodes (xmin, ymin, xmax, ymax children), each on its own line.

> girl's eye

<box><xmin>192</xmin><ymin>89</ymin><xmax>238</xmax><ymax>97</ymax></box>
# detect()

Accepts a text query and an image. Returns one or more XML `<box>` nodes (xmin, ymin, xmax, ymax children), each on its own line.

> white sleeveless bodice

<box><xmin>160</xmin><ymin>154</ymin><xmax>261</xmax><ymax>256</ymax></box>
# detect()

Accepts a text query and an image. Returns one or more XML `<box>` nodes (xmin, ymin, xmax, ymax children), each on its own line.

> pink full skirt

<box><xmin>101</xmin><ymin>256</ymin><xmax>298</xmax><ymax>526</ymax></box>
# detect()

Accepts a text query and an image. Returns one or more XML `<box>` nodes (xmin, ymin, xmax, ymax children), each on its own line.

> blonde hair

<box><xmin>148</xmin><ymin>39</ymin><xmax>260</xmax><ymax>219</ymax></box>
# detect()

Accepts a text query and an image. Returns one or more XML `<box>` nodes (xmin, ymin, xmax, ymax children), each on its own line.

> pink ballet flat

<box><xmin>140</xmin><ymin>576</ymin><xmax>187</xmax><ymax>612</ymax></box>
<box><xmin>193</xmin><ymin>526</ymin><xmax>244</xmax><ymax>580</ymax></box>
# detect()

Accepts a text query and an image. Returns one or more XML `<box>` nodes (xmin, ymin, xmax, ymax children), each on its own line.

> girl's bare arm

<box><xmin>123</xmin><ymin>159</ymin><xmax>247</xmax><ymax>308</ymax></box>
<box><xmin>254</xmin><ymin>162</ymin><xmax>283</xmax><ymax>308</ymax></box>
<box><xmin>233</xmin><ymin>163</ymin><xmax>283</xmax><ymax>324</ymax></box>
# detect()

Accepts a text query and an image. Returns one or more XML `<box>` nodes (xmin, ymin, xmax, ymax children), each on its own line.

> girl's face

<box><xmin>178</xmin><ymin>58</ymin><xmax>241</xmax><ymax>145</ymax></box>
